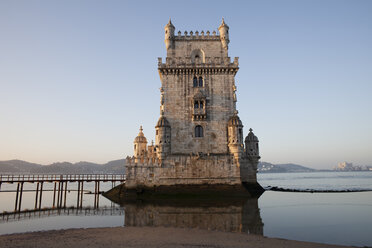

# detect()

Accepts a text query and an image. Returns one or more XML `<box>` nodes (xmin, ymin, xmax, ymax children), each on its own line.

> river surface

<box><xmin>0</xmin><ymin>171</ymin><xmax>371</xmax><ymax>247</ymax></box>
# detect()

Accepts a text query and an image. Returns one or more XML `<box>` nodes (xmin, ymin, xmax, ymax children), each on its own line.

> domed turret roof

<box><xmin>134</xmin><ymin>126</ymin><xmax>147</xmax><ymax>143</ymax></box>
<box><xmin>245</xmin><ymin>128</ymin><xmax>258</xmax><ymax>142</ymax></box>
<box><xmin>165</xmin><ymin>18</ymin><xmax>175</xmax><ymax>29</ymax></box>
<box><xmin>218</xmin><ymin>18</ymin><xmax>229</xmax><ymax>30</ymax></box>
<box><xmin>228</xmin><ymin>114</ymin><xmax>242</xmax><ymax>127</ymax></box>
<box><xmin>156</xmin><ymin>116</ymin><xmax>170</xmax><ymax>128</ymax></box>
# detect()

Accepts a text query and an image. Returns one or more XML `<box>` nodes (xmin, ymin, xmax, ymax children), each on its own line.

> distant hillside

<box><xmin>258</xmin><ymin>162</ymin><xmax>316</xmax><ymax>173</ymax></box>
<box><xmin>0</xmin><ymin>160</ymin><xmax>42</xmax><ymax>173</ymax></box>
<box><xmin>1</xmin><ymin>159</ymin><xmax>316</xmax><ymax>174</ymax></box>
<box><xmin>0</xmin><ymin>159</ymin><xmax>125</xmax><ymax>174</ymax></box>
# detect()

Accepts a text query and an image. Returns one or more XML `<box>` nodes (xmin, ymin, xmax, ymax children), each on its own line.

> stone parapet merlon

<box><xmin>173</xmin><ymin>30</ymin><xmax>220</xmax><ymax>41</ymax></box>
<box><xmin>126</xmin><ymin>156</ymin><xmax>161</xmax><ymax>167</ymax></box>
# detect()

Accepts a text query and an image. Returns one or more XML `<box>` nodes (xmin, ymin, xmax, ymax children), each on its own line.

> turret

<box><xmin>164</xmin><ymin>18</ymin><xmax>175</xmax><ymax>50</ymax></box>
<box><xmin>228</xmin><ymin>114</ymin><xmax>244</xmax><ymax>161</ymax></box>
<box><xmin>155</xmin><ymin>115</ymin><xmax>171</xmax><ymax>160</ymax></box>
<box><xmin>133</xmin><ymin>126</ymin><xmax>147</xmax><ymax>163</ymax></box>
<box><xmin>245</xmin><ymin>128</ymin><xmax>260</xmax><ymax>159</ymax></box>
<box><xmin>218</xmin><ymin>18</ymin><xmax>230</xmax><ymax>50</ymax></box>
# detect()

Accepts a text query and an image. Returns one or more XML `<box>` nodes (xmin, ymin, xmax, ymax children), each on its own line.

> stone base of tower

<box><xmin>104</xmin><ymin>182</ymin><xmax>264</xmax><ymax>202</ymax></box>
<box><xmin>105</xmin><ymin>154</ymin><xmax>264</xmax><ymax>200</ymax></box>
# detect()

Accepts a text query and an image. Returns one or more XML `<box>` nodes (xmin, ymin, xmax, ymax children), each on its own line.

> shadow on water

<box><xmin>104</xmin><ymin>192</ymin><xmax>264</xmax><ymax>235</ymax></box>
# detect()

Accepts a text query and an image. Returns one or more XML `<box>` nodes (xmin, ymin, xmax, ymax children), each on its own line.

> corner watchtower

<box><xmin>164</xmin><ymin>19</ymin><xmax>175</xmax><ymax>51</ymax></box>
<box><xmin>218</xmin><ymin>18</ymin><xmax>230</xmax><ymax>50</ymax></box>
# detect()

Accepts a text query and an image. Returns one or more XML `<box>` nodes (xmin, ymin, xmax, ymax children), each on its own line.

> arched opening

<box><xmin>191</xmin><ymin>49</ymin><xmax>205</xmax><ymax>63</ymax></box>
<box><xmin>198</xmin><ymin>77</ymin><xmax>203</xmax><ymax>87</ymax></box>
<box><xmin>195</xmin><ymin>125</ymin><xmax>203</xmax><ymax>137</ymax></box>
<box><xmin>193</xmin><ymin>76</ymin><xmax>198</xmax><ymax>87</ymax></box>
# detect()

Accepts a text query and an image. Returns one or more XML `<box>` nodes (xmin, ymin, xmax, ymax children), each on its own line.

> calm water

<box><xmin>0</xmin><ymin>171</ymin><xmax>371</xmax><ymax>247</ymax></box>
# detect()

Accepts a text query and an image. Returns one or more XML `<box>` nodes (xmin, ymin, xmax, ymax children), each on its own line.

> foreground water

<box><xmin>0</xmin><ymin>171</ymin><xmax>371</xmax><ymax>247</ymax></box>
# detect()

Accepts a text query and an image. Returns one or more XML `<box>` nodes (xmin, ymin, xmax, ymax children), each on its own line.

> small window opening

<box><xmin>198</xmin><ymin>77</ymin><xmax>203</xmax><ymax>87</ymax></box>
<box><xmin>199</xmin><ymin>101</ymin><xmax>203</xmax><ymax>109</ymax></box>
<box><xmin>194</xmin><ymin>101</ymin><xmax>199</xmax><ymax>109</ymax></box>
<box><xmin>193</xmin><ymin>77</ymin><xmax>198</xmax><ymax>87</ymax></box>
<box><xmin>195</xmin><ymin>125</ymin><xmax>203</xmax><ymax>137</ymax></box>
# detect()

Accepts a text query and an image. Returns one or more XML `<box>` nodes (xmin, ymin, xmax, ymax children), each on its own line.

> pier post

<box><xmin>77</xmin><ymin>181</ymin><xmax>80</xmax><ymax>208</ymax></box>
<box><xmin>18</xmin><ymin>182</ymin><xmax>24</xmax><ymax>212</ymax></box>
<box><xmin>35</xmin><ymin>182</ymin><xmax>40</xmax><ymax>209</ymax></box>
<box><xmin>64</xmin><ymin>181</ymin><xmax>67</xmax><ymax>208</ymax></box>
<box><xmin>39</xmin><ymin>182</ymin><xmax>43</xmax><ymax>209</ymax></box>
<box><xmin>80</xmin><ymin>181</ymin><xmax>84</xmax><ymax>208</ymax></box>
<box><xmin>94</xmin><ymin>181</ymin><xmax>97</xmax><ymax>208</ymax></box>
<box><xmin>52</xmin><ymin>182</ymin><xmax>57</xmax><ymax>207</ymax></box>
<box><xmin>59</xmin><ymin>181</ymin><xmax>64</xmax><ymax>208</ymax></box>
<box><xmin>97</xmin><ymin>181</ymin><xmax>100</xmax><ymax>208</ymax></box>
<box><xmin>14</xmin><ymin>183</ymin><xmax>20</xmax><ymax>211</ymax></box>
<box><xmin>56</xmin><ymin>182</ymin><xmax>60</xmax><ymax>207</ymax></box>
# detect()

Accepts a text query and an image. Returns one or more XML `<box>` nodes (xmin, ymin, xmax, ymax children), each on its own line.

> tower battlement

<box><xmin>173</xmin><ymin>30</ymin><xmax>220</xmax><ymax>40</ymax></box>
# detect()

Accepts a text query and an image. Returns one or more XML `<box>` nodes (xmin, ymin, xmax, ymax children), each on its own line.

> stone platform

<box><xmin>103</xmin><ymin>182</ymin><xmax>264</xmax><ymax>201</ymax></box>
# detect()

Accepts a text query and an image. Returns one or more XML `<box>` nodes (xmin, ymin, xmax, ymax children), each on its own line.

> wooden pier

<box><xmin>0</xmin><ymin>174</ymin><xmax>125</xmax><ymax>212</ymax></box>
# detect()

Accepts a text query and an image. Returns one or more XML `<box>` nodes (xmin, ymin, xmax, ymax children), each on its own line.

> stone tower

<box><xmin>125</xmin><ymin>19</ymin><xmax>263</xmax><ymax>196</ymax></box>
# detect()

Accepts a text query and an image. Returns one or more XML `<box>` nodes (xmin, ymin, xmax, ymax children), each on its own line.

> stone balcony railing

<box><xmin>158</xmin><ymin>57</ymin><xmax>239</xmax><ymax>68</ymax></box>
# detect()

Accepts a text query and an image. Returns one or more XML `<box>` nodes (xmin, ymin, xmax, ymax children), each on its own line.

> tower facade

<box><xmin>125</xmin><ymin>20</ymin><xmax>263</xmax><ymax>194</ymax></box>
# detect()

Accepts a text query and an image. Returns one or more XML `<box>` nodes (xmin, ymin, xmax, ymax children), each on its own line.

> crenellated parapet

<box><xmin>174</xmin><ymin>30</ymin><xmax>221</xmax><ymax>40</ymax></box>
<box><xmin>126</xmin><ymin>155</ymin><xmax>162</xmax><ymax>167</ymax></box>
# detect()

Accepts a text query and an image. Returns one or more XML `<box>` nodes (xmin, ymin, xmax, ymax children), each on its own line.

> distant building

<box><xmin>336</xmin><ymin>162</ymin><xmax>353</xmax><ymax>171</ymax></box>
<box><xmin>334</xmin><ymin>162</ymin><xmax>368</xmax><ymax>171</ymax></box>
<box><xmin>125</xmin><ymin>19</ymin><xmax>263</xmax><ymax>195</ymax></box>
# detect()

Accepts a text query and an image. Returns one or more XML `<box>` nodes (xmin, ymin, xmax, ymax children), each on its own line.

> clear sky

<box><xmin>1</xmin><ymin>0</ymin><xmax>371</xmax><ymax>169</ymax></box>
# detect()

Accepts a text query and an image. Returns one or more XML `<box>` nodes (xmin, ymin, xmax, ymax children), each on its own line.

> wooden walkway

<box><xmin>0</xmin><ymin>174</ymin><xmax>125</xmax><ymax>212</ymax></box>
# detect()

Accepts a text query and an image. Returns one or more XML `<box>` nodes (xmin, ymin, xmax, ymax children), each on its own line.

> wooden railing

<box><xmin>0</xmin><ymin>174</ymin><xmax>126</xmax><ymax>183</ymax></box>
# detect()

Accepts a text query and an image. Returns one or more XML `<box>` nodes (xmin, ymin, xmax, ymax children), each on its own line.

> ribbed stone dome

<box><xmin>156</xmin><ymin>116</ymin><xmax>170</xmax><ymax>128</ymax></box>
<box><xmin>134</xmin><ymin>126</ymin><xmax>147</xmax><ymax>143</ymax></box>
<box><xmin>245</xmin><ymin>128</ymin><xmax>258</xmax><ymax>142</ymax></box>
<box><xmin>228</xmin><ymin>114</ymin><xmax>242</xmax><ymax>127</ymax></box>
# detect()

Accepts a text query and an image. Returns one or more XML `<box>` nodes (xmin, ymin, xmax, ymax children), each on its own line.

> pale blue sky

<box><xmin>0</xmin><ymin>0</ymin><xmax>371</xmax><ymax>169</ymax></box>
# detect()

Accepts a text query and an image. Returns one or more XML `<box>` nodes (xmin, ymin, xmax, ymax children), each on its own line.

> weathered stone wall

<box><xmin>158</xmin><ymin>58</ymin><xmax>238</xmax><ymax>155</ymax></box>
<box><xmin>126</xmin><ymin>154</ymin><xmax>242</xmax><ymax>188</ymax></box>
<box><xmin>125</xmin><ymin>154</ymin><xmax>259</xmax><ymax>188</ymax></box>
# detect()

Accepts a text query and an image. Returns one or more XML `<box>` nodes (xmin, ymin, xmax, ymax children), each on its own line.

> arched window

<box><xmin>193</xmin><ymin>77</ymin><xmax>198</xmax><ymax>87</ymax></box>
<box><xmin>194</xmin><ymin>101</ymin><xmax>199</xmax><ymax>109</ymax></box>
<box><xmin>199</xmin><ymin>101</ymin><xmax>203</xmax><ymax>109</ymax></box>
<box><xmin>195</xmin><ymin>125</ymin><xmax>203</xmax><ymax>137</ymax></box>
<box><xmin>198</xmin><ymin>77</ymin><xmax>203</xmax><ymax>87</ymax></box>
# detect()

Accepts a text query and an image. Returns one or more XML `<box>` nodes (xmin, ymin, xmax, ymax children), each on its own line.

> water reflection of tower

<box><xmin>123</xmin><ymin>197</ymin><xmax>263</xmax><ymax>235</ymax></box>
<box><xmin>241</xmin><ymin>198</ymin><xmax>264</xmax><ymax>235</ymax></box>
